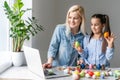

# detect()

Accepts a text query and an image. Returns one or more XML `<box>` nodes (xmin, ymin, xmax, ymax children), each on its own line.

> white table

<box><xmin>0</xmin><ymin>66</ymin><xmax>119</xmax><ymax>80</ymax></box>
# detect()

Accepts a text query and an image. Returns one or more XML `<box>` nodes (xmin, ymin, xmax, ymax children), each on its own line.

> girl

<box><xmin>77</xmin><ymin>14</ymin><xmax>115</xmax><ymax>67</ymax></box>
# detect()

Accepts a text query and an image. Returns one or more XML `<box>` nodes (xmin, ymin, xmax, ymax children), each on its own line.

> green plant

<box><xmin>4</xmin><ymin>0</ymin><xmax>44</xmax><ymax>52</ymax></box>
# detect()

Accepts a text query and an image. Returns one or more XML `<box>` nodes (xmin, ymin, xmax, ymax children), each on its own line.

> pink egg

<box><xmin>72</xmin><ymin>73</ymin><xmax>80</xmax><ymax>80</ymax></box>
<box><xmin>92</xmin><ymin>75</ymin><xmax>96</xmax><ymax>79</ymax></box>
<box><xmin>89</xmin><ymin>64</ymin><xmax>93</xmax><ymax>69</ymax></box>
<box><xmin>84</xmin><ymin>70</ymin><xmax>89</xmax><ymax>73</ymax></box>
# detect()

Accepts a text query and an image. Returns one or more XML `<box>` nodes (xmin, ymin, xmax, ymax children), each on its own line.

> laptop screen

<box><xmin>23</xmin><ymin>46</ymin><xmax>45</xmax><ymax>79</ymax></box>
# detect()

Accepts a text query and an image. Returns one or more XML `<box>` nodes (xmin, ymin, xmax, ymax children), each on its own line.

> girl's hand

<box><xmin>105</xmin><ymin>33</ymin><xmax>115</xmax><ymax>48</ymax></box>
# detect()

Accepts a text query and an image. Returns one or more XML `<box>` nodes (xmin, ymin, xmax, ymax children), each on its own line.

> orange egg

<box><xmin>104</xmin><ymin>32</ymin><xmax>109</xmax><ymax>38</ymax></box>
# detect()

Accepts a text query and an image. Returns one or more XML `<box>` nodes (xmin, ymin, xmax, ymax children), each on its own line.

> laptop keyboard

<box><xmin>44</xmin><ymin>69</ymin><xmax>56</xmax><ymax>76</ymax></box>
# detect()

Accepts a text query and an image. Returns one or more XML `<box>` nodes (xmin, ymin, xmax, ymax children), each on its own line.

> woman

<box><xmin>43</xmin><ymin>5</ymin><xmax>86</xmax><ymax>68</ymax></box>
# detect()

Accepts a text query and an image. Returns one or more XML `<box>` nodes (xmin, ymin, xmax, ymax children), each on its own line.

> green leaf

<box><xmin>4</xmin><ymin>0</ymin><xmax>44</xmax><ymax>52</ymax></box>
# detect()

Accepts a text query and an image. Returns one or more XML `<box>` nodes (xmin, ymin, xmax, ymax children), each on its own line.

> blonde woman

<box><xmin>43</xmin><ymin>5</ymin><xmax>86</xmax><ymax>68</ymax></box>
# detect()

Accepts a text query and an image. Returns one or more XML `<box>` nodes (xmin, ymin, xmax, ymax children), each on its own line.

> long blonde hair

<box><xmin>65</xmin><ymin>5</ymin><xmax>86</xmax><ymax>37</ymax></box>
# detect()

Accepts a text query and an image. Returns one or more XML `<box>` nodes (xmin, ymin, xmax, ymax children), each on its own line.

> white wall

<box><xmin>32</xmin><ymin>0</ymin><xmax>57</xmax><ymax>63</ymax></box>
<box><xmin>22</xmin><ymin>0</ymin><xmax>32</xmax><ymax>48</ymax></box>
<box><xmin>0</xmin><ymin>0</ymin><xmax>10</xmax><ymax>51</ymax></box>
<box><xmin>33</xmin><ymin>0</ymin><xmax>120</xmax><ymax>67</ymax></box>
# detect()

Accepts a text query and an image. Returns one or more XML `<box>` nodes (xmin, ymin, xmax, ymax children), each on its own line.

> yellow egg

<box><xmin>74</xmin><ymin>70</ymin><xmax>80</xmax><ymax>75</ymax></box>
<box><xmin>94</xmin><ymin>71</ymin><xmax>100</xmax><ymax>77</ymax></box>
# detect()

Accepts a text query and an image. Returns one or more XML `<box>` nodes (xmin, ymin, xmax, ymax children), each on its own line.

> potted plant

<box><xmin>4</xmin><ymin>0</ymin><xmax>44</xmax><ymax>66</ymax></box>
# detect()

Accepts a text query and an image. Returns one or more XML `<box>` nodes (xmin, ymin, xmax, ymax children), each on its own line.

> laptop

<box><xmin>23</xmin><ymin>46</ymin><xmax>70</xmax><ymax>80</ymax></box>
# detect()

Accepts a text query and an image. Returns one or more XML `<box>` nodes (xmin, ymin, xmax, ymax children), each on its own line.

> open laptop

<box><xmin>23</xmin><ymin>46</ymin><xmax>70</xmax><ymax>80</ymax></box>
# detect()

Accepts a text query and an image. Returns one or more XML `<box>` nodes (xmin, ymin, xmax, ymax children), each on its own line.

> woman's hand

<box><xmin>73</xmin><ymin>42</ymin><xmax>83</xmax><ymax>53</ymax></box>
<box><xmin>105</xmin><ymin>32</ymin><xmax>115</xmax><ymax>48</ymax></box>
<box><xmin>76</xmin><ymin>46</ymin><xmax>83</xmax><ymax>53</ymax></box>
<box><xmin>42</xmin><ymin>57</ymin><xmax>53</xmax><ymax>69</ymax></box>
<box><xmin>42</xmin><ymin>63</ymin><xmax>52</xmax><ymax>69</ymax></box>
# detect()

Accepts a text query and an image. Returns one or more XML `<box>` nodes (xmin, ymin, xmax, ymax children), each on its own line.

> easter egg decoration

<box><xmin>81</xmin><ymin>63</ymin><xmax>85</xmax><ymax>69</ymax></box>
<box><xmin>75</xmin><ymin>41</ymin><xmax>80</xmax><ymax>48</ymax></box>
<box><xmin>75</xmin><ymin>66</ymin><xmax>81</xmax><ymax>72</ymax></box>
<box><xmin>88</xmin><ymin>71</ymin><xmax>94</xmax><ymax>77</ymax></box>
<box><xmin>100</xmin><ymin>74</ymin><xmax>105</xmax><ymax>79</ymax></box>
<box><xmin>108</xmin><ymin>71</ymin><xmax>113</xmax><ymax>76</ymax></box>
<box><xmin>96</xmin><ymin>64</ymin><xmax>101</xmax><ymax>70</ymax></box>
<box><xmin>80</xmin><ymin>70</ymin><xmax>85</xmax><ymax>77</ymax></box>
<box><xmin>63</xmin><ymin>68</ymin><xmax>69</xmax><ymax>74</ymax></box>
<box><xmin>101</xmin><ymin>64</ymin><xmax>105</xmax><ymax>70</ymax></box>
<box><xmin>85</xmin><ymin>64</ymin><xmax>89</xmax><ymax>69</ymax></box>
<box><xmin>92</xmin><ymin>75</ymin><xmax>96</xmax><ymax>79</ymax></box>
<box><xmin>104</xmin><ymin>32</ymin><xmax>109</xmax><ymax>38</ymax></box>
<box><xmin>101</xmin><ymin>72</ymin><xmax>106</xmax><ymax>76</ymax></box>
<box><xmin>72</xmin><ymin>70</ymin><xmax>80</xmax><ymax>80</ymax></box>
<box><xmin>89</xmin><ymin>64</ymin><xmax>93</xmax><ymax>69</ymax></box>
<box><xmin>114</xmin><ymin>70</ymin><xmax>120</xmax><ymax>78</ymax></box>
<box><xmin>94</xmin><ymin>71</ymin><xmax>100</xmax><ymax>77</ymax></box>
<box><xmin>85</xmin><ymin>73</ymin><xmax>90</xmax><ymax>78</ymax></box>
<box><xmin>93</xmin><ymin>64</ymin><xmax>96</xmax><ymax>69</ymax></box>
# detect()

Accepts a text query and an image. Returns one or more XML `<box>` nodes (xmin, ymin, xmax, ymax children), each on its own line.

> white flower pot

<box><xmin>12</xmin><ymin>52</ymin><xmax>26</xmax><ymax>66</ymax></box>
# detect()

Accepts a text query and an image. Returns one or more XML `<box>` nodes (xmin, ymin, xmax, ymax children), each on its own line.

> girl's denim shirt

<box><xmin>47</xmin><ymin>24</ymin><xmax>84</xmax><ymax>66</ymax></box>
<box><xmin>80</xmin><ymin>35</ymin><xmax>114</xmax><ymax>67</ymax></box>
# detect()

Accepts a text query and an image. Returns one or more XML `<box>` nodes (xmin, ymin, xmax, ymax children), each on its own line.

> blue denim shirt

<box><xmin>80</xmin><ymin>35</ymin><xmax>114</xmax><ymax>67</ymax></box>
<box><xmin>48</xmin><ymin>24</ymin><xmax>84</xmax><ymax>66</ymax></box>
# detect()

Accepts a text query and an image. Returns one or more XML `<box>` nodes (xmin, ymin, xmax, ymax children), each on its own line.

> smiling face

<box><xmin>68</xmin><ymin>11</ymin><xmax>82</xmax><ymax>30</ymax></box>
<box><xmin>91</xmin><ymin>18</ymin><xmax>104</xmax><ymax>35</ymax></box>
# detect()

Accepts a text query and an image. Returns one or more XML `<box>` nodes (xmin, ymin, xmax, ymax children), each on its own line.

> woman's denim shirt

<box><xmin>80</xmin><ymin>35</ymin><xmax>114</xmax><ymax>67</ymax></box>
<box><xmin>48</xmin><ymin>24</ymin><xmax>84</xmax><ymax>66</ymax></box>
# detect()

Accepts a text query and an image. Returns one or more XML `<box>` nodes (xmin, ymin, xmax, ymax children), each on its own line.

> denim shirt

<box><xmin>80</xmin><ymin>35</ymin><xmax>114</xmax><ymax>67</ymax></box>
<box><xmin>47</xmin><ymin>24</ymin><xmax>84</xmax><ymax>66</ymax></box>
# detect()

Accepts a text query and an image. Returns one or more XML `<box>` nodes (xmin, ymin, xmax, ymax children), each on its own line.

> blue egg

<box><xmin>81</xmin><ymin>63</ymin><xmax>85</xmax><ymax>69</ymax></box>
<box><xmin>96</xmin><ymin>64</ymin><xmax>101</xmax><ymax>70</ymax></box>
<box><xmin>100</xmin><ymin>74</ymin><xmax>105</xmax><ymax>79</ymax></box>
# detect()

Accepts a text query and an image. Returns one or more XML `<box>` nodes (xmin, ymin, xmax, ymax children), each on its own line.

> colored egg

<box><xmin>104</xmin><ymin>32</ymin><xmax>109</xmax><ymax>38</ymax></box>
<box><xmin>96</xmin><ymin>64</ymin><xmax>101</xmax><ymax>70</ymax></box>
<box><xmin>108</xmin><ymin>71</ymin><xmax>113</xmax><ymax>76</ymax></box>
<box><xmin>63</xmin><ymin>69</ymin><xmax>69</xmax><ymax>74</ymax></box>
<box><xmin>92</xmin><ymin>75</ymin><xmax>96</xmax><ymax>79</ymax></box>
<box><xmin>81</xmin><ymin>63</ymin><xmax>85</xmax><ymax>69</ymax></box>
<box><xmin>84</xmin><ymin>70</ymin><xmax>89</xmax><ymax>73</ymax></box>
<box><xmin>74</xmin><ymin>70</ymin><xmax>80</xmax><ymax>75</ymax></box>
<box><xmin>93</xmin><ymin>64</ymin><xmax>96</xmax><ymax>69</ymax></box>
<box><xmin>75</xmin><ymin>66</ymin><xmax>81</xmax><ymax>72</ymax></box>
<box><xmin>100</xmin><ymin>74</ymin><xmax>105</xmax><ymax>79</ymax></box>
<box><xmin>88</xmin><ymin>71</ymin><xmax>94</xmax><ymax>76</ymax></box>
<box><xmin>89</xmin><ymin>64</ymin><xmax>93</xmax><ymax>69</ymax></box>
<box><xmin>105</xmin><ymin>71</ymin><xmax>109</xmax><ymax>76</ymax></box>
<box><xmin>80</xmin><ymin>70</ymin><xmax>85</xmax><ymax>77</ymax></box>
<box><xmin>75</xmin><ymin>41</ymin><xmax>80</xmax><ymax>48</ymax></box>
<box><xmin>72</xmin><ymin>73</ymin><xmax>80</xmax><ymax>80</ymax></box>
<box><xmin>85</xmin><ymin>73</ymin><xmax>90</xmax><ymax>78</ymax></box>
<box><xmin>101</xmin><ymin>72</ymin><xmax>106</xmax><ymax>76</ymax></box>
<box><xmin>101</xmin><ymin>64</ymin><xmax>105</xmax><ymax>70</ymax></box>
<box><xmin>94</xmin><ymin>71</ymin><xmax>100</xmax><ymax>77</ymax></box>
<box><xmin>85</xmin><ymin>64</ymin><xmax>89</xmax><ymax>69</ymax></box>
